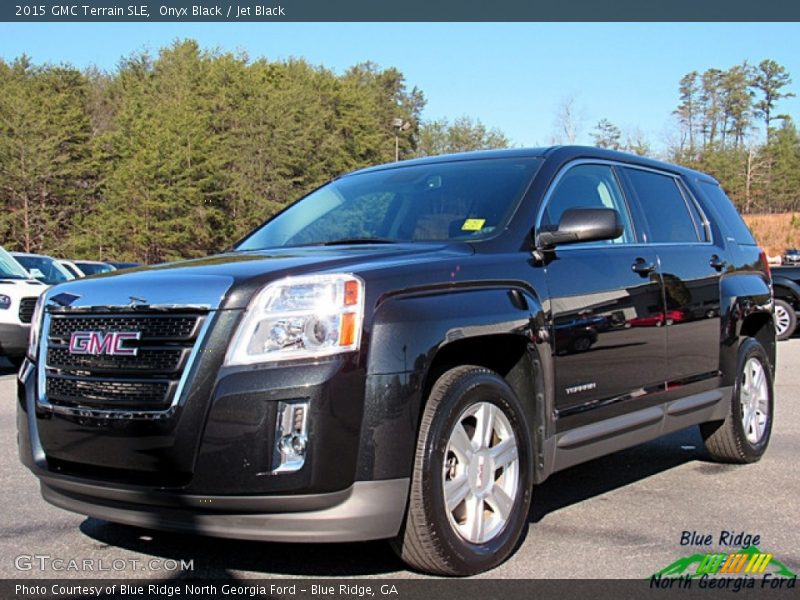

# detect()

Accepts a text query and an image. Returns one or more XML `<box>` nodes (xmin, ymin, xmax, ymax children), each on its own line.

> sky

<box><xmin>1</xmin><ymin>22</ymin><xmax>800</xmax><ymax>151</ymax></box>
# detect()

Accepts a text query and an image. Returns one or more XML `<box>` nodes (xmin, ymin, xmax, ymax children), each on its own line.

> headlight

<box><xmin>27</xmin><ymin>295</ymin><xmax>45</xmax><ymax>361</ymax></box>
<box><xmin>0</xmin><ymin>294</ymin><xmax>10</xmax><ymax>310</ymax></box>
<box><xmin>225</xmin><ymin>273</ymin><xmax>365</xmax><ymax>365</ymax></box>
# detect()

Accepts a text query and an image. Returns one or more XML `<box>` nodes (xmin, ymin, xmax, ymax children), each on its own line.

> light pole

<box><xmin>391</xmin><ymin>117</ymin><xmax>411</xmax><ymax>162</ymax></box>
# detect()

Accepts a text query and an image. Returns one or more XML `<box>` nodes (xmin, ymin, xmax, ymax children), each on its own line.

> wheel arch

<box><xmin>720</xmin><ymin>274</ymin><xmax>776</xmax><ymax>386</ymax></box>
<box><xmin>358</xmin><ymin>285</ymin><xmax>552</xmax><ymax>483</ymax></box>
<box><xmin>772</xmin><ymin>276</ymin><xmax>800</xmax><ymax>305</ymax></box>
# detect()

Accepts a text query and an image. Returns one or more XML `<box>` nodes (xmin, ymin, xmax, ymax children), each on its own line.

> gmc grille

<box><xmin>44</xmin><ymin>312</ymin><xmax>206</xmax><ymax>412</ymax></box>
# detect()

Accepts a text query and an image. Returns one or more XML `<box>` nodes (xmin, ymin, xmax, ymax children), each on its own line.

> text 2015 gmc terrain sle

<box><xmin>18</xmin><ymin>147</ymin><xmax>775</xmax><ymax>576</ymax></box>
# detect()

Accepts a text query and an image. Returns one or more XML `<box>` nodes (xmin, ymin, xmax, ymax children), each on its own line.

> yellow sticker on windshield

<box><xmin>461</xmin><ymin>218</ymin><xmax>486</xmax><ymax>231</ymax></box>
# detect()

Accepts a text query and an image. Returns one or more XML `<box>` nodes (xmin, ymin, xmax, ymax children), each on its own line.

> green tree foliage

<box><xmin>0</xmin><ymin>56</ymin><xmax>93</xmax><ymax>255</ymax></box>
<box><xmin>415</xmin><ymin>116</ymin><xmax>510</xmax><ymax>157</ymax></box>
<box><xmin>674</xmin><ymin>71</ymin><xmax>700</xmax><ymax>156</ymax></box>
<box><xmin>0</xmin><ymin>41</ymin><xmax>427</xmax><ymax>261</ymax></box>
<box><xmin>3</xmin><ymin>43</ymin><xmax>800</xmax><ymax>267</ymax></box>
<box><xmin>590</xmin><ymin>118</ymin><xmax>622</xmax><ymax>150</ymax></box>
<box><xmin>0</xmin><ymin>40</ymin><xmax>425</xmax><ymax>263</ymax></box>
<box><xmin>669</xmin><ymin>59</ymin><xmax>799</xmax><ymax>214</ymax></box>
<box><xmin>751</xmin><ymin>59</ymin><xmax>795</xmax><ymax>144</ymax></box>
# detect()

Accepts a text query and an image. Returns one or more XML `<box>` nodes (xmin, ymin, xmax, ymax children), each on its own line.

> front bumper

<box><xmin>17</xmin><ymin>309</ymin><xmax>416</xmax><ymax>543</ymax></box>
<box><xmin>0</xmin><ymin>321</ymin><xmax>29</xmax><ymax>357</ymax></box>
<box><xmin>40</xmin><ymin>475</ymin><xmax>409</xmax><ymax>542</ymax></box>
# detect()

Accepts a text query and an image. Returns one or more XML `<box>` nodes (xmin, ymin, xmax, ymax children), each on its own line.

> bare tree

<box><xmin>743</xmin><ymin>145</ymin><xmax>769</xmax><ymax>213</ymax></box>
<box><xmin>551</xmin><ymin>96</ymin><xmax>584</xmax><ymax>144</ymax></box>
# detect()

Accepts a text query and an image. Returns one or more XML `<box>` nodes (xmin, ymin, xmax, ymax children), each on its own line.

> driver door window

<box><xmin>541</xmin><ymin>164</ymin><xmax>635</xmax><ymax>244</ymax></box>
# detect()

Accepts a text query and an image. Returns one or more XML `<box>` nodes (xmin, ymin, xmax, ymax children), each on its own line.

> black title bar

<box><xmin>3</xmin><ymin>0</ymin><xmax>800</xmax><ymax>22</ymax></box>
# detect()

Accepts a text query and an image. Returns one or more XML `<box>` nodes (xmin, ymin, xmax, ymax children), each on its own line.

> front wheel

<box><xmin>701</xmin><ymin>338</ymin><xmax>773</xmax><ymax>463</ymax></box>
<box><xmin>392</xmin><ymin>366</ymin><xmax>534</xmax><ymax>576</ymax></box>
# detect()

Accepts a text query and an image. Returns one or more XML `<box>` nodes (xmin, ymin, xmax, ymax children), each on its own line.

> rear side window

<box><xmin>622</xmin><ymin>168</ymin><xmax>701</xmax><ymax>243</ymax></box>
<box><xmin>697</xmin><ymin>181</ymin><xmax>756</xmax><ymax>245</ymax></box>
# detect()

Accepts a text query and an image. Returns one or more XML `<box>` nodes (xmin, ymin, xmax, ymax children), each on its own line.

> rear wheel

<box><xmin>774</xmin><ymin>298</ymin><xmax>796</xmax><ymax>341</ymax></box>
<box><xmin>392</xmin><ymin>366</ymin><xmax>533</xmax><ymax>576</ymax></box>
<box><xmin>701</xmin><ymin>338</ymin><xmax>773</xmax><ymax>463</ymax></box>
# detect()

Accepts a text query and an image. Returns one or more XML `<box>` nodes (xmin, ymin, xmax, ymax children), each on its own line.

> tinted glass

<box><xmin>13</xmin><ymin>255</ymin><xmax>74</xmax><ymax>285</ymax></box>
<box><xmin>59</xmin><ymin>262</ymin><xmax>82</xmax><ymax>278</ymax></box>
<box><xmin>679</xmin><ymin>182</ymin><xmax>710</xmax><ymax>242</ymax></box>
<box><xmin>0</xmin><ymin>247</ymin><xmax>30</xmax><ymax>279</ymax></box>
<box><xmin>236</xmin><ymin>158</ymin><xmax>541</xmax><ymax>250</ymax></box>
<box><xmin>541</xmin><ymin>164</ymin><xmax>634</xmax><ymax>244</ymax></box>
<box><xmin>698</xmin><ymin>181</ymin><xmax>756</xmax><ymax>245</ymax></box>
<box><xmin>76</xmin><ymin>262</ymin><xmax>114</xmax><ymax>275</ymax></box>
<box><xmin>623</xmin><ymin>168</ymin><xmax>700</xmax><ymax>243</ymax></box>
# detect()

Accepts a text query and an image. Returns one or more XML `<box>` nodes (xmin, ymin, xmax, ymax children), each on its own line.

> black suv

<box><xmin>17</xmin><ymin>147</ymin><xmax>775</xmax><ymax>576</ymax></box>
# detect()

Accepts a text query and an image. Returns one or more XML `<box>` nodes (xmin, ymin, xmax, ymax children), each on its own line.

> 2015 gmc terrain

<box><xmin>18</xmin><ymin>146</ymin><xmax>775</xmax><ymax>575</ymax></box>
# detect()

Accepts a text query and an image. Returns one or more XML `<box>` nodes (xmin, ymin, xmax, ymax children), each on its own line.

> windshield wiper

<box><xmin>319</xmin><ymin>237</ymin><xmax>400</xmax><ymax>246</ymax></box>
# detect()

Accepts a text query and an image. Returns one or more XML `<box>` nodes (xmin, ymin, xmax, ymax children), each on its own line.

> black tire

<box><xmin>700</xmin><ymin>338</ymin><xmax>773</xmax><ymax>463</ymax></box>
<box><xmin>570</xmin><ymin>335</ymin><xmax>593</xmax><ymax>353</ymax></box>
<box><xmin>774</xmin><ymin>298</ymin><xmax>796</xmax><ymax>341</ymax></box>
<box><xmin>392</xmin><ymin>365</ymin><xmax>534</xmax><ymax>576</ymax></box>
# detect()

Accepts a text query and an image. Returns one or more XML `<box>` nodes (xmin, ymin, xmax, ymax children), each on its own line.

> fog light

<box><xmin>272</xmin><ymin>401</ymin><xmax>309</xmax><ymax>474</ymax></box>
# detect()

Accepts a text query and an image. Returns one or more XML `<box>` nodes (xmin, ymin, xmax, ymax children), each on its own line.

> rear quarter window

<box><xmin>696</xmin><ymin>181</ymin><xmax>756</xmax><ymax>245</ymax></box>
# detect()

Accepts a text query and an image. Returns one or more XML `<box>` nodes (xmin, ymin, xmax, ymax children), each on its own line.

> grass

<box><xmin>742</xmin><ymin>213</ymin><xmax>799</xmax><ymax>257</ymax></box>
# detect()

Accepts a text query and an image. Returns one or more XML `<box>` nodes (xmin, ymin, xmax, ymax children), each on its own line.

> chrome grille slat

<box><xmin>44</xmin><ymin>312</ymin><xmax>206</xmax><ymax>412</ymax></box>
<box><xmin>46</xmin><ymin>346</ymin><xmax>188</xmax><ymax>374</ymax></box>
<box><xmin>49</xmin><ymin>314</ymin><xmax>200</xmax><ymax>342</ymax></box>
<box><xmin>45</xmin><ymin>375</ymin><xmax>175</xmax><ymax>409</ymax></box>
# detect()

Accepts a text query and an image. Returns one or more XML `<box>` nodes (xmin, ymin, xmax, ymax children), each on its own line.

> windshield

<box><xmin>236</xmin><ymin>157</ymin><xmax>541</xmax><ymax>250</ymax></box>
<box><xmin>0</xmin><ymin>247</ymin><xmax>31</xmax><ymax>279</ymax></box>
<box><xmin>13</xmin><ymin>255</ymin><xmax>74</xmax><ymax>285</ymax></box>
<box><xmin>75</xmin><ymin>262</ymin><xmax>114</xmax><ymax>276</ymax></box>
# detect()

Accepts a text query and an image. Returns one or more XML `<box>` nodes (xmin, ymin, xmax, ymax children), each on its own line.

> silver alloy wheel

<box><xmin>774</xmin><ymin>303</ymin><xmax>792</xmax><ymax>337</ymax></box>
<box><xmin>740</xmin><ymin>357</ymin><xmax>769</xmax><ymax>444</ymax></box>
<box><xmin>442</xmin><ymin>401</ymin><xmax>519</xmax><ymax>544</ymax></box>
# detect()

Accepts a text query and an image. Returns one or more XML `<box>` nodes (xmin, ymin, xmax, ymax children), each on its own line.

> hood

<box><xmin>0</xmin><ymin>278</ymin><xmax>47</xmax><ymax>296</ymax></box>
<box><xmin>40</xmin><ymin>243</ymin><xmax>471</xmax><ymax>311</ymax></box>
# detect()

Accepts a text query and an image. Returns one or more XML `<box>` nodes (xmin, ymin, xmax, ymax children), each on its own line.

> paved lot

<box><xmin>0</xmin><ymin>343</ymin><xmax>798</xmax><ymax>580</ymax></box>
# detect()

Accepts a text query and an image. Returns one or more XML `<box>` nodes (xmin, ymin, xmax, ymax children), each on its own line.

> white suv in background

<box><xmin>0</xmin><ymin>246</ymin><xmax>46</xmax><ymax>368</ymax></box>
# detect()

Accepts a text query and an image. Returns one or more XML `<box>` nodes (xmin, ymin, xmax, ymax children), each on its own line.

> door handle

<box><xmin>709</xmin><ymin>255</ymin><xmax>726</xmax><ymax>271</ymax></box>
<box><xmin>631</xmin><ymin>258</ymin><xmax>656</xmax><ymax>275</ymax></box>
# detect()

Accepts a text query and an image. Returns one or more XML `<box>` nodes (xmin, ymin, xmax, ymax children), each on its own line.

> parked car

<box><xmin>72</xmin><ymin>260</ymin><xmax>115</xmax><ymax>276</ymax></box>
<box><xmin>0</xmin><ymin>246</ymin><xmax>46</xmax><ymax>368</ymax></box>
<box><xmin>57</xmin><ymin>259</ymin><xmax>84</xmax><ymax>279</ymax></box>
<box><xmin>11</xmin><ymin>252</ymin><xmax>75</xmax><ymax>286</ymax></box>
<box><xmin>18</xmin><ymin>147</ymin><xmax>775</xmax><ymax>576</ymax></box>
<box><xmin>782</xmin><ymin>248</ymin><xmax>800</xmax><ymax>265</ymax></box>
<box><xmin>107</xmin><ymin>261</ymin><xmax>142</xmax><ymax>270</ymax></box>
<box><xmin>771</xmin><ymin>264</ymin><xmax>800</xmax><ymax>340</ymax></box>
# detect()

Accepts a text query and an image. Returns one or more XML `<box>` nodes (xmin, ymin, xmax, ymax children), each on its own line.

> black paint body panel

<box><xmin>18</xmin><ymin>146</ymin><xmax>775</xmax><ymax>523</ymax></box>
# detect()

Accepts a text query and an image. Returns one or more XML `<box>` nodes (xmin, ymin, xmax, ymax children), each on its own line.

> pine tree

<box><xmin>751</xmin><ymin>59</ymin><xmax>795</xmax><ymax>144</ymax></box>
<box><xmin>590</xmin><ymin>119</ymin><xmax>622</xmax><ymax>150</ymax></box>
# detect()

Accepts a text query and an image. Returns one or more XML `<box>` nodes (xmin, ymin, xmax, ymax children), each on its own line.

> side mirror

<box><xmin>29</xmin><ymin>268</ymin><xmax>45</xmax><ymax>280</ymax></box>
<box><xmin>536</xmin><ymin>208</ymin><xmax>623</xmax><ymax>249</ymax></box>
